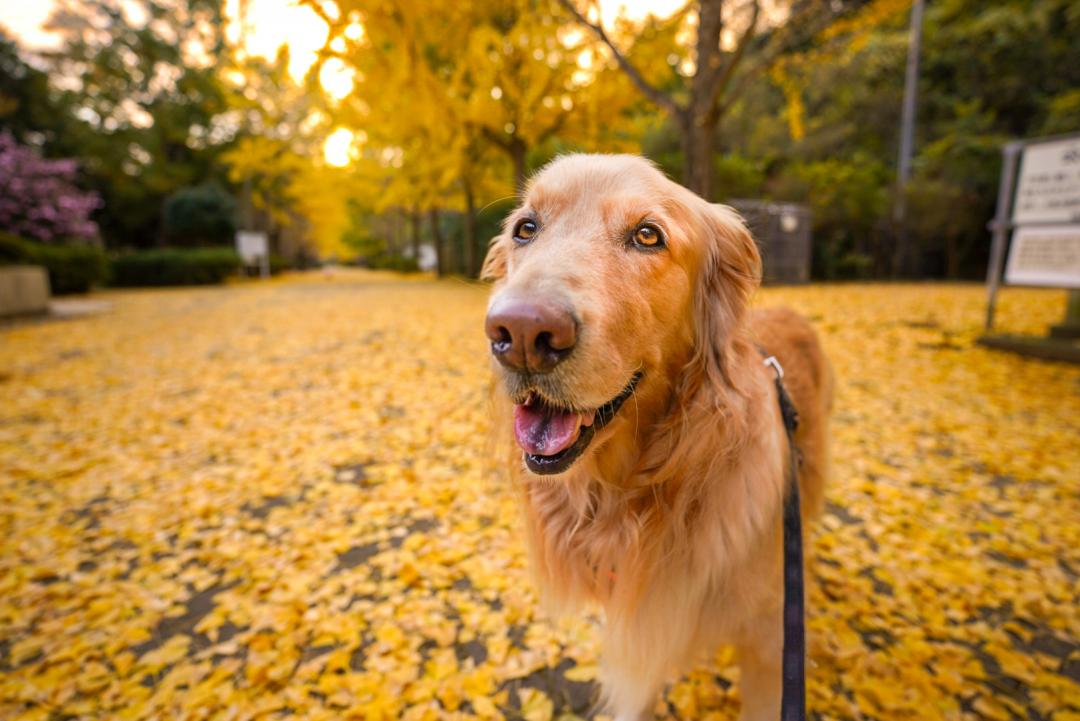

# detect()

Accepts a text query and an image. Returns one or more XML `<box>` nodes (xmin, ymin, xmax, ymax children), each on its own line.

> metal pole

<box><xmin>892</xmin><ymin>0</ymin><xmax>925</xmax><ymax>277</ymax></box>
<box><xmin>984</xmin><ymin>142</ymin><xmax>1022</xmax><ymax>331</ymax></box>
<box><xmin>1049</xmin><ymin>289</ymin><xmax>1080</xmax><ymax>339</ymax></box>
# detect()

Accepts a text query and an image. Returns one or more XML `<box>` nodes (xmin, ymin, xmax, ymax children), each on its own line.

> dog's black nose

<box><xmin>485</xmin><ymin>299</ymin><xmax>576</xmax><ymax>372</ymax></box>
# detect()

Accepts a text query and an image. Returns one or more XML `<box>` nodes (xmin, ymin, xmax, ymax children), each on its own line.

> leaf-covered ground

<box><xmin>1</xmin><ymin>272</ymin><xmax>1077</xmax><ymax>721</ymax></box>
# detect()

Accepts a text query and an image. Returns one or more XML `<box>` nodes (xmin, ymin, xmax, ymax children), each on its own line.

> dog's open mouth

<box><xmin>513</xmin><ymin>372</ymin><xmax>642</xmax><ymax>475</ymax></box>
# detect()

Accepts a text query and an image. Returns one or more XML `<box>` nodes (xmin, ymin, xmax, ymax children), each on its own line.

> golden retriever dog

<box><xmin>482</xmin><ymin>154</ymin><xmax>831</xmax><ymax>721</ymax></box>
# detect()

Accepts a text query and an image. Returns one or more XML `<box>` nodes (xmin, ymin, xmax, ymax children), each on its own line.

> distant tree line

<box><xmin>0</xmin><ymin>0</ymin><xmax>1076</xmax><ymax>280</ymax></box>
<box><xmin>0</xmin><ymin>0</ymin><xmax>334</xmax><ymax>263</ymax></box>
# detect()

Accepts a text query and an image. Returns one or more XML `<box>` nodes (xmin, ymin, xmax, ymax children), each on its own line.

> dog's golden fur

<box><xmin>484</xmin><ymin>154</ymin><xmax>832</xmax><ymax>721</ymax></box>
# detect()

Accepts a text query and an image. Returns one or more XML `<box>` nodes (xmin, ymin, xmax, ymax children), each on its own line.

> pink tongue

<box><xmin>513</xmin><ymin>404</ymin><xmax>583</xmax><ymax>456</ymax></box>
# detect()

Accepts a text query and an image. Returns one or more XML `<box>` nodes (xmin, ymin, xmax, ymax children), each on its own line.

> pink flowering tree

<box><xmin>0</xmin><ymin>132</ymin><xmax>101</xmax><ymax>243</ymax></box>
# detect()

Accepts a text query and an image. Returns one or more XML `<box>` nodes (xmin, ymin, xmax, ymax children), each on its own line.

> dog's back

<box><xmin>751</xmin><ymin>307</ymin><xmax>833</xmax><ymax>518</ymax></box>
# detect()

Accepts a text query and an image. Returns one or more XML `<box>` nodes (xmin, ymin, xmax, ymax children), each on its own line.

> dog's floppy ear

<box><xmin>689</xmin><ymin>200</ymin><xmax>762</xmax><ymax>383</ymax></box>
<box><xmin>480</xmin><ymin>235</ymin><xmax>509</xmax><ymax>282</ymax></box>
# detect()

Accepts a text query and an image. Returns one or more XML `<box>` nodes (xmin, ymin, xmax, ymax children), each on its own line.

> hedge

<box><xmin>0</xmin><ymin>232</ymin><xmax>108</xmax><ymax>294</ymax></box>
<box><xmin>366</xmin><ymin>253</ymin><xmax>420</xmax><ymax>273</ymax></box>
<box><xmin>269</xmin><ymin>254</ymin><xmax>293</xmax><ymax>275</ymax></box>
<box><xmin>162</xmin><ymin>183</ymin><xmax>237</xmax><ymax>247</ymax></box>
<box><xmin>110</xmin><ymin>247</ymin><xmax>241</xmax><ymax>287</ymax></box>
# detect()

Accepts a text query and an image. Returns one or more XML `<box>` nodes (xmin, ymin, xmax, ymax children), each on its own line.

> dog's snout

<box><xmin>485</xmin><ymin>299</ymin><xmax>576</xmax><ymax>372</ymax></box>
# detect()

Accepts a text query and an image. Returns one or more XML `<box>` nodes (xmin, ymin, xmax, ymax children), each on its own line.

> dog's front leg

<box><xmin>599</xmin><ymin>599</ymin><xmax>700</xmax><ymax>721</ymax></box>
<box><xmin>734</xmin><ymin>607</ymin><xmax>783</xmax><ymax>721</ymax></box>
<box><xmin>601</xmin><ymin>653</ymin><xmax>664</xmax><ymax>721</ymax></box>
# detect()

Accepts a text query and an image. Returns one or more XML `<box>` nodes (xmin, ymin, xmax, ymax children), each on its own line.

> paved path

<box><xmin>0</xmin><ymin>273</ymin><xmax>1076</xmax><ymax>720</ymax></box>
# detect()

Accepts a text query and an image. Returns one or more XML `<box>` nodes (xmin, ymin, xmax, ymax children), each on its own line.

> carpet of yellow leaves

<box><xmin>1</xmin><ymin>271</ymin><xmax>1077</xmax><ymax>721</ymax></box>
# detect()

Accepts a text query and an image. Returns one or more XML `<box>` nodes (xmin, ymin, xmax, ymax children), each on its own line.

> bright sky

<box><xmin>0</xmin><ymin>0</ymin><xmax>686</xmax><ymax>57</ymax></box>
<box><xmin>0</xmin><ymin>0</ymin><xmax>686</xmax><ymax>167</ymax></box>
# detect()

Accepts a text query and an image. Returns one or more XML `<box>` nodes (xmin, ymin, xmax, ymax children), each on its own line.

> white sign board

<box><xmin>235</xmin><ymin>231</ymin><xmax>269</xmax><ymax>264</ymax></box>
<box><xmin>1012</xmin><ymin>137</ymin><xmax>1080</xmax><ymax>224</ymax></box>
<box><xmin>1004</xmin><ymin>225</ymin><xmax>1080</xmax><ymax>288</ymax></box>
<box><xmin>417</xmin><ymin>244</ymin><xmax>437</xmax><ymax>272</ymax></box>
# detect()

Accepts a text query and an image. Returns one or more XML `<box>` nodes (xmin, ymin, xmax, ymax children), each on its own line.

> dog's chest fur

<box><xmin>520</xmin><ymin>405</ymin><xmax>787</xmax><ymax>623</ymax></box>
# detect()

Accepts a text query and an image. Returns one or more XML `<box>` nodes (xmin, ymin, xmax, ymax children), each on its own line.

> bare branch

<box><xmin>298</xmin><ymin>0</ymin><xmax>342</xmax><ymax>33</ymax></box>
<box><xmin>478</xmin><ymin>125</ymin><xmax>513</xmax><ymax>152</ymax></box>
<box><xmin>721</xmin><ymin>0</ymin><xmax>843</xmax><ymax>109</ymax></box>
<box><xmin>538</xmin><ymin>112</ymin><xmax>569</xmax><ymax>145</ymax></box>
<box><xmin>556</xmin><ymin>0</ymin><xmax>684</xmax><ymax>119</ymax></box>
<box><xmin>708</xmin><ymin>0</ymin><xmax>761</xmax><ymax>108</ymax></box>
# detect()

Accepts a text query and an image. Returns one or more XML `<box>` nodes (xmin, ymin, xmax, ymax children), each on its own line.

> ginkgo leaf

<box><xmin>136</xmin><ymin>635</ymin><xmax>191</xmax><ymax>674</ymax></box>
<box><xmin>518</xmin><ymin>687</ymin><xmax>555</xmax><ymax>721</ymax></box>
<box><xmin>563</xmin><ymin>663</ymin><xmax>598</xmax><ymax>682</ymax></box>
<box><xmin>0</xmin><ymin>276</ymin><xmax>1075</xmax><ymax>721</ymax></box>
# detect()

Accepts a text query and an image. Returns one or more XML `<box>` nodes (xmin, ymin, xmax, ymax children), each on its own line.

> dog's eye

<box><xmin>632</xmin><ymin>224</ymin><xmax>664</xmax><ymax>249</ymax></box>
<box><xmin>513</xmin><ymin>219</ymin><xmax>538</xmax><ymax>243</ymax></box>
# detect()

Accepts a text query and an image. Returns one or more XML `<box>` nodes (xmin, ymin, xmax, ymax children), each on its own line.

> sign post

<box><xmin>980</xmin><ymin>132</ymin><xmax>1080</xmax><ymax>362</ymax></box>
<box><xmin>984</xmin><ymin>142</ymin><xmax>1022</xmax><ymax>331</ymax></box>
<box><xmin>236</xmin><ymin>230</ymin><xmax>271</xmax><ymax>279</ymax></box>
<box><xmin>1056</xmin><ymin>290</ymin><xmax>1080</xmax><ymax>340</ymax></box>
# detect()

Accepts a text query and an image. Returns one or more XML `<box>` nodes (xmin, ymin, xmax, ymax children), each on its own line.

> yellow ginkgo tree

<box><xmin>299</xmin><ymin>0</ymin><xmax>642</xmax><ymax>273</ymax></box>
<box><xmin>558</xmin><ymin>0</ymin><xmax>870</xmax><ymax>199</ymax></box>
<box><xmin>220</xmin><ymin>47</ymin><xmax>359</xmax><ymax>260</ymax></box>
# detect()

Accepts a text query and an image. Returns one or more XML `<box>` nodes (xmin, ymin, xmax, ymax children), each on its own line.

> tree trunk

<box><xmin>428</xmin><ymin>208</ymin><xmax>445</xmax><ymax>277</ymax></box>
<box><xmin>242</xmin><ymin>175</ymin><xmax>255</xmax><ymax>230</ymax></box>
<box><xmin>377</xmin><ymin>213</ymin><xmax>388</xmax><ymax>254</ymax></box>
<box><xmin>946</xmin><ymin>234</ymin><xmax>959</xmax><ymax>279</ymax></box>
<box><xmin>384</xmin><ymin>210</ymin><xmax>393</xmax><ymax>256</ymax></box>
<box><xmin>561</xmin><ymin>0</ymin><xmax>783</xmax><ymax>202</ymax></box>
<box><xmin>682</xmin><ymin>111</ymin><xmax>716</xmax><ymax>200</ymax></box>
<box><xmin>684</xmin><ymin>0</ymin><xmax>723</xmax><ymax>200</ymax></box>
<box><xmin>463</xmin><ymin>179</ymin><xmax>478</xmax><ymax>278</ymax></box>
<box><xmin>510</xmin><ymin>139</ymin><xmax>528</xmax><ymax>197</ymax></box>
<box><xmin>389</xmin><ymin>208</ymin><xmax>402</xmax><ymax>256</ymax></box>
<box><xmin>409</xmin><ymin>208</ymin><xmax>421</xmax><ymax>260</ymax></box>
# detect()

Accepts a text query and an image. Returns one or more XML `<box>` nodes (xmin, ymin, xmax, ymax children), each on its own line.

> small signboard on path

<box><xmin>236</xmin><ymin>230</ymin><xmax>271</xmax><ymax>279</ymax></box>
<box><xmin>1011</xmin><ymin>135</ymin><xmax>1080</xmax><ymax>225</ymax></box>
<box><xmin>1004</xmin><ymin>225</ymin><xmax>1080</xmax><ymax>288</ymax></box>
<box><xmin>981</xmin><ymin>132</ymin><xmax>1080</xmax><ymax>362</ymax></box>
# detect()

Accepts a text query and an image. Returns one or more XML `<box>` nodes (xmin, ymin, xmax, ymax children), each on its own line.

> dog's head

<box><xmin>483</xmin><ymin>154</ymin><xmax>761</xmax><ymax>477</ymax></box>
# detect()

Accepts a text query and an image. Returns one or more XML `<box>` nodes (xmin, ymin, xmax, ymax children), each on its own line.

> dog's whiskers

<box><xmin>479</xmin><ymin>194</ymin><xmax>517</xmax><ymax>216</ymax></box>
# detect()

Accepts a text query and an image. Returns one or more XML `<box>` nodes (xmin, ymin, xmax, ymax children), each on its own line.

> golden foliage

<box><xmin>769</xmin><ymin>65</ymin><xmax>806</xmax><ymax>142</ymax></box>
<box><xmin>771</xmin><ymin>0</ymin><xmax>912</xmax><ymax>141</ymax></box>
<box><xmin>222</xmin><ymin>138</ymin><xmax>358</xmax><ymax>260</ymax></box>
<box><xmin>0</xmin><ymin>274</ymin><xmax>1077</xmax><ymax>719</ymax></box>
<box><xmin>321</xmin><ymin>0</ymin><xmax>639</xmax><ymax>211</ymax></box>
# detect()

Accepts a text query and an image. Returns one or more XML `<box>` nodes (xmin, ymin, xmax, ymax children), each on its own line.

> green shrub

<box><xmin>366</xmin><ymin>253</ymin><xmax>420</xmax><ymax>273</ymax></box>
<box><xmin>770</xmin><ymin>156</ymin><xmax>890</xmax><ymax>280</ymax></box>
<box><xmin>341</xmin><ymin>224</ymin><xmax>386</xmax><ymax>260</ymax></box>
<box><xmin>0</xmin><ymin>231</ymin><xmax>108</xmax><ymax>294</ymax></box>
<box><xmin>0</xmin><ymin>232</ymin><xmax>28</xmax><ymax>263</ymax></box>
<box><xmin>110</xmin><ymin>247</ymin><xmax>240</xmax><ymax>287</ymax></box>
<box><xmin>36</xmin><ymin>243</ymin><xmax>109</xmax><ymax>294</ymax></box>
<box><xmin>269</xmin><ymin>254</ymin><xmax>290</xmax><ymax>275</ymax></box>
<box><xmin>713</xmin><ymin>154</ymin><xmax>766</xmax><ymax>200</ymax></box>
<box><xmin>162</xmin><ymin>183</ymin><xmax>238</xmax><ymax>247</ymax></box>
<box><xmin>238</xmin><ymin>254</ymin><xmax>290</xmax><ymax>276</ymax></box>
<box><xmin>1040</xmin><ymin>89</ymin><xmax>1080</xmax><ymax>136</ymax></box>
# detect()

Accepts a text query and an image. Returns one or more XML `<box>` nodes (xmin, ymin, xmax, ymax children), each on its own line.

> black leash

<box><xmin>762</xmin><ymin>354</ymin><xmax>806</xmax><ymax>721</ymax></box>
